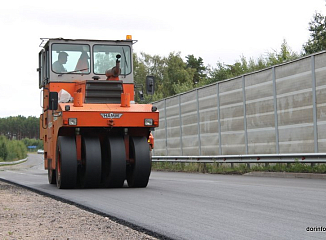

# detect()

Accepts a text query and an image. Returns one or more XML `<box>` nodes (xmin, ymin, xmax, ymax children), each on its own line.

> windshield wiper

<box><xmin>122</xmin><ymin>48</ymin><xmax>128</xmax><ymax>78</ymax></box>
<box><xmin>58</xmin><ymin>68</ymin><xmax>89</xmax><ymax>76</ymax></box>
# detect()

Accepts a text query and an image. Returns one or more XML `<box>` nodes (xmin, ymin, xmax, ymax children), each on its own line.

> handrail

<box><xmin>152</xmin><ymin>153</ymin><xmax>326</xmax><ymax>163</ymax></box>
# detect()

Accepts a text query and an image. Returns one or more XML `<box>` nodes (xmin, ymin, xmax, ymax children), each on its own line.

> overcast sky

<box><xmin>0</xmin><ymin>0</ymin><xmax>325</xmax><ymax>118</ymax></box>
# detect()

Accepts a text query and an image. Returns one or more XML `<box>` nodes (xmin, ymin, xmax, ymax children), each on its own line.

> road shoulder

<box><xmin>0</xmin><ymin>180</ymin><xmax>158</xmax><ymax>240</ymax></box>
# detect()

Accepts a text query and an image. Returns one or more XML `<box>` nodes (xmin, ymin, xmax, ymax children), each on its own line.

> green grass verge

<box><xmin>152</xmin><ymin>161</ymin><xmax>326</xmax><ymax>174</ymax></box>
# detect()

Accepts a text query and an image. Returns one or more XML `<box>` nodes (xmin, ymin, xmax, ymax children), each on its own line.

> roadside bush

<box><xmin>0</xmin><ymin>135</ymin><xmax>27</xmax><ymax>161</ymax></box>
<box><xmin>21</xmin><ymin>138</ymin><xmax>43</xmax><ymax>150</ymax></box>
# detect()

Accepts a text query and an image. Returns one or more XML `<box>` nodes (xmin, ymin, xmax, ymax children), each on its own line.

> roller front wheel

<box><xmin>127</xmin><ymin>136</ymin><xmax>151</xmax><ymax>188</ymax></box>
<box><xmin>48</xmin><ymin>168</ymin><xmax>56</xmax><ymax>184</ymax></box>
<box><xmin>56</xmin><ymin>136</ymin><xmax>78</xmax><ymax>189</ymax></box>
<box><xmin>102</xmin><ymin>136</ymin><xmax>126</xmax><ymax>188</ymax></box>
<box><xmin>80</xmin><ymin>136</ymin><xmax>102</xmax><ymax>188</ymax></box>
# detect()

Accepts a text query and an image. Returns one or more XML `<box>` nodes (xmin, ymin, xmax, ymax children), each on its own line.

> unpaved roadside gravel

<box><xmin>0</xmin><ymin>180</ymin><xmax>158</xmax><ymax>240</ymax></box>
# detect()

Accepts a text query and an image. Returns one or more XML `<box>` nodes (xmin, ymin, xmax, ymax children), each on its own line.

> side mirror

<box><xmin>49</xmin><ymin>92</ymin><xmax>58</xmax><ymax>110</ymax></box>
<box><xmin>146</xmin><ymin>76</ymin><xmax>155</xmax><ymax>95</ymax></box>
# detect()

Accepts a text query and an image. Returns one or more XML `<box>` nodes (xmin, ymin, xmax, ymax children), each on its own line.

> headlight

<box><xmin>144</xmin><ymin>119</ymin><xmax>153</xmax><ymax>126</ymax></box>
<box><xmin>68</xmin><ymin>118</ymin><xmax>77</xmax><ymax>125</ymax></box>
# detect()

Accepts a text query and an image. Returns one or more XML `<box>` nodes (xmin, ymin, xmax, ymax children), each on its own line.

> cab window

<box><xmin>93</xmin><ymin>45</ymin><xmax>131</xmax><ymax>75</ymax></box>
<box><xmin>51</xmin><ymin>44</ymin><xmax>90</xmax><ymax>74</ymax></box>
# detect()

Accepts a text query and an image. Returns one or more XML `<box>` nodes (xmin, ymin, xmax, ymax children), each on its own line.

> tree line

<box><xmin>0</xmin><ymin>115</ymin><xmax>42</xmax><ymax>161</ymax></box>
<box><xmin>0</xmin><ymin>115</ymin><xmax>39</xmax><ymax>140</ymax></box>
<box><xmin>133</xmin><ymin>12</ymin><xmax>326</xmax><ymax>103</ymax></box>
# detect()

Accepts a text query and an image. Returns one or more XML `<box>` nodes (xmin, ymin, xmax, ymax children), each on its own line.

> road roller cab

<box><xmin>38</xmin><ymin>37</ymin><xmax>159</xmax><ymax>189</ymax></box>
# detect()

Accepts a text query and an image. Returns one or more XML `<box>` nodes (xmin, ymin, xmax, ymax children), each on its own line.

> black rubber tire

<box><xmin>127</xmin><ymin>136</ymin><xmax>151</xmax><ymax>188</ymax></box>
<box><xmin>80</xmin><ymin>136</ymin><xmax>102</xmax><ymax>188</ymax></box>
<box><xmin>56</xmin><ymin>136</ymin><xmax>78</xmax><ymax>189</ymax></box>
<box><xmin>103</xmin><ymin>136</ymin><xmax>126</xmax><ymax>188</ymax></box>
<box><xmin>48</xmin><ymin>169</ymin><xmax>56</xmax><ymax>184</ymax></box>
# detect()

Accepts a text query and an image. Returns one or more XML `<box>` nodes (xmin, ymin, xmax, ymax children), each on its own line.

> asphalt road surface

<box><xmin>1</xmin><ymin>154</ymin><xmax>325</xmax><ymax>240</ymax></box>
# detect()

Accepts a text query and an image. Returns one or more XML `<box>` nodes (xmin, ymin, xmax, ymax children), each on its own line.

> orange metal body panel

<box><xmin>47</xmin><ymin>82</ymin><xmax>135</xmax><ymax>102</ymax></box>
<box><xmin>60</xmin><ymin>103</ymin><xmax>158</xmax><ymax>127</ymax></box>
<box><xmin>123</xmin><ymin>84</ymin><xmax>134</xmax><ymax>101</ymax></box>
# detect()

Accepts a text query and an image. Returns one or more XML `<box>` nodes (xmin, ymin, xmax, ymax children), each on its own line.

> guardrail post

<box><xmin>214</xmin><ymin>161</ymin><xmax>219</xmax><ymax>170</ymax></box>
<box><xmin>202</xmin><ymin>163</ymin><xmax>207</xmax><ymax>173</ymax></box>
<box><xmin>217</xmin><ymin>84</ymin><xmax>222</xmax><ymax>155</ymax></box>
<box><xmin>242</xmin><ymin>76</ymin><xmax>248</xmax><ymax>154</ymax></box>
<box><xmin>272</xmin><ymin>67</ymin><xmax>280</xmax><ymax>154</ymax></box>
<box><xmin>164</xmin><ymin>99</ymin><xmax>168</xmax><ymax>156</ymax></box>
<box><xmin>196</xmin><ymin>89</ymin><xmax>202</xmax><ymax>155</ymax></box>
<box><xmin>178</xmin><ymin>95</ymin><xmax>183</xmax><ymax>155</ymax></box>
<box><xmin>311</xmin><ymin>55</ymin><xmax>318</xmax><ymax>153</ymax></box>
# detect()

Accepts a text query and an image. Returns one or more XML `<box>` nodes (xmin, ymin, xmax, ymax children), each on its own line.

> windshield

<box><xmin>93</xmin><ymin>45</ymin><xmax>131</xmax><ymax>75</ymax></box>
<box><xmin>51</xmin><ymin>44</ymin><xmax>90</xmax><ymax>74</ymax></box>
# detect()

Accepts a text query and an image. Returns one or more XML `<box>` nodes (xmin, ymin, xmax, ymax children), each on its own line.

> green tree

<box><xmin>133</xmin><ymin>52</ymin><xmax>166</xmax><ymax>103</ymax></box>
<box><xmin>208</xmin><ymin>62</ymin><xmax>231</xmax><ymax>83</ymax></box>
<box><xmin>165</xmin><ymin>52</ymin><xmax>195</xmax><ymax>95</ymax></box>
<box><xmin>0</xmin><ymin>118</ymin><xmax>7</xmax><ymax>136</ymax></box>
<box><xmin>94</xmin><ymin>53</ymin><xmax>115</xmax><ymax>74</ymax></box>
<box><xmin>185</xmin><ymin>55</ymin><xmax>207</xmax><ymax>86</ymax></box>
<box><xmin>303</xmin><ymin>12</ymin><xmax>326</xmax><ymax>55</ymax></box>
<box><xmin>134</xmin><ymin>52</ymin><xmax>198</xmax><ymax>99</ymax></box>
<box><xmin>267</xmin><ymin>40</ymin><xmax>299</xmax><ymax>65</ymax></box>
<box><xmin>0</xmin><ymin>135</ymin><xmax>8</xmax><ymax>161</ymax></box>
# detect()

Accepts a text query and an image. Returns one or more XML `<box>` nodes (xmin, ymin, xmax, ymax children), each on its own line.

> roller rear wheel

<box><xmin>103</xmin><ymin>136</ymin><xmax>126</xmax><ymax>188</ymax></box>
<box><xmin>127</xmin><ymin>136</ymin><xmax>151</xmax><ymax>188</ymax></box>
<box><xmin>80</xmin><ymin>136</ymin><xmax>102</xmax><ymax>188</ymax></box>
<box><xmin>56</xmin><ymin>136</ymin><xmax>78</xmax><ymax>189</ymax></box>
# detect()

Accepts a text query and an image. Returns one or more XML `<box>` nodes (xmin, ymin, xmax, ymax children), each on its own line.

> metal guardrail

<box><xmin>0</xmin><ymin>158</ymin><xmax>28</xmax><ymax>166</ymax></box>
<box><xmin>152</xmin><ymin>153</ymin><xmax>326</xmax><ymax>164</ymax></box>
